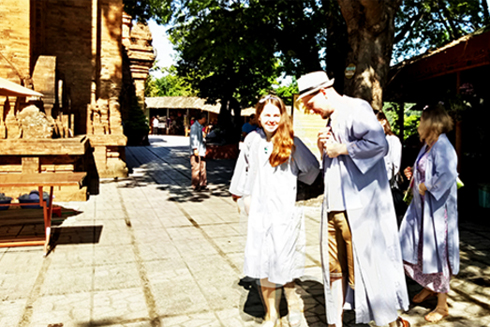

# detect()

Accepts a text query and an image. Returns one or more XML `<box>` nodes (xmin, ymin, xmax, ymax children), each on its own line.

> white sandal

<box><xmin>262</xmin><ymin>320</ymin><xmax>280</xmax><ymax>327</ymax></box>
<box><xmin>288</xmin><ymin>310</ymin><xmax>303</xmax><ymax>327</ymax></box>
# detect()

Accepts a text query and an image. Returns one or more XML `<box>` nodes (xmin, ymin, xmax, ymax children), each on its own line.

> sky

<box><xmin>148</xmin><ymin>20</ymin><xmax>177</xmax><ymax>79</ymax></box>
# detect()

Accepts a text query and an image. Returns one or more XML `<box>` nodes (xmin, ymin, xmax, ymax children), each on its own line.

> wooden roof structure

<box><xmin>385</xmin><ymin>27</ymin><xmax>490</xmax><ymax>103</ymax></box>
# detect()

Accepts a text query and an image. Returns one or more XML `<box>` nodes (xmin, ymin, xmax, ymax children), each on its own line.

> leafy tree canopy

<box><xmin>123</xmin><ymin>0</ymin><xmax>173</xmax><ymax>24</ymax></box>
<box><xmin>145</xmin><ymin>66</ymin><xmax>196</xmax><ymax>97</ymax></box>
<box><xmin>170</xmin><ymin>2</ymin><xmax>279</xmax><ymax>108</ymax></box>
<box><xmin>393</xmin><ymin>0</ymin><xmax>490</xmax><ymax>63</ymax></box>
<box><xmin>125</xmin><ymin>0</ymin><xmax>490</xmax><ymax>107</ymax></box>
<box><xmin>271</xmin><ymin>79</ymin><xmax>299</xmax><ymax>106</ymax></box>
<box><xmin>126</xmin><ymin>0</ymin><xmax>328</xmax><ymax>109</ymax></box>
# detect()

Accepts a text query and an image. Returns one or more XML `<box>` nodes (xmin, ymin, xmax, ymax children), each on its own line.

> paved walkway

<box><xmin>0</xmin><ymin>135</ymin><xmax>489</xmax><ymax>327</ymax></box>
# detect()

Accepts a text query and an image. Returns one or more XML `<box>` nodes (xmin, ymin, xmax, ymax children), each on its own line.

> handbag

<box><xmin>457</xmin><ymin>176</ymin><xmax>464</xmax><ymax>189</ymax></box>
<box><xmin>402</xmin><ymin>172</ymin><xmax>414</xmax><ymax>206</ymax></box>
<box><xmin>403</xmin><ymin>184</ymin><xmax>413</xmax><ymax>205</ymax></box>
<box><xmin>390</xmin><ymin>166</ymin><xmax>407</xmax><ymax>216</ymax></box>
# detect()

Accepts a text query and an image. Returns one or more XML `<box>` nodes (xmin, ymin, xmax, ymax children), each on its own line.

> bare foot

<box><xmin>412</xmin><ymin>288</ymin><xmax>435</xmax><ymax>303</ymax></box>
<box><xmin>425</xmin><ymin>307</ymin><xmax>449</xmax><ymax>322</ymax></box>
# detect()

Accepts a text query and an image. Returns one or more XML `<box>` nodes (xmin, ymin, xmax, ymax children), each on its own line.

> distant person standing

<box><xmin>376</xmin><ymin>111</ymin><xmax>402</xmax><ymax>180</ymax></box>
<box><xmin>377</xmin><ymin>111</ymin><xmax>405</xmax><ymax>221</ymax></box>
<box><xmin>151</xmin><ymin>116</ymin><xmax>159</xmax><ymax>135</ymax></box>
<box><xmin>190</xmin><ymin>113</ymin><xmax>207</xmax><ymax>191</ymax></box>
<box><xmin>241</xmin><ymin>114</ymin><xmax>258</xmax><ymax>140</ymax></box>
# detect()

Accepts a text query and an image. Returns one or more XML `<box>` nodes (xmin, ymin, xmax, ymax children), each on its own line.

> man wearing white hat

<box><xmin>297</xmin><ymin>71</ymin><xmax>410</xmax><ymax>327</ymax></box>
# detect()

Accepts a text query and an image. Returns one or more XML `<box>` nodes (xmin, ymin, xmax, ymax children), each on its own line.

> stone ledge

<box><xmin>0</xmin><ymin>136</ymin><xmax>89</xmax><ymax>155</ymax></box>
<box><xmin>88</xmin><ymin>134</ymin><xmax>127</xmax><ymax>147</ymax></box>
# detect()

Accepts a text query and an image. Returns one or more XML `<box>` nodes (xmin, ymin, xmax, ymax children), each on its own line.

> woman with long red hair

<box><xmin>230</xmin><ymin>95</ymin><xmax>320</xmax><ymax>327</ymax></box>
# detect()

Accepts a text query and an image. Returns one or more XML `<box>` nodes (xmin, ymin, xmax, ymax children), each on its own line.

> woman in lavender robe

<box><xmin>400</xmin><ymin>104</ymin><xmax>459</xmax><ymax>323</ymax></box>
<box><xmin>230</xmin><ymin>95</ymin><xmax>319</xmax><ymax>327</ymax></box>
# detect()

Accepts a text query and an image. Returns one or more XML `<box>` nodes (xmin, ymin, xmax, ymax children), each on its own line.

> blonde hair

<box><xmin>255</xmin><ymin>95</ymin><xmax>295</xmax><ymax>167</ymax></box>
<box><xmin>419</xmin><ymin>104</ymin><xmax>454</xmax><ymax>145</ymax></box>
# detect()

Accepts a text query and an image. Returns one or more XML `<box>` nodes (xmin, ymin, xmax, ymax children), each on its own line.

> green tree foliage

<box><xmin>123</xmin><ymin>0</ymin><xmax>173</xmax><ymax>24</ymax></box>
<box><xmin>145</xmin><ymin>67</ymin><xmax>196</xmax><ymax>97</ymax></box>
<box><xmin>125</xmin><ymin>0</ymin><xmax>489</xmax><ymax>119</ymax></box>
<box><xmin>273</xmin><ymin>80</ymin><xmax>299</xmax><ymax>106</ymax></box>
<box><xmin>266</xmin><ymin>0</ymin><xmax>329</xmax><ymax>75</ymax></box>
<box><xmin>170</xmin><ymin>3</ymin><xmax>280</xmax><ymax>109</ymax></box>
<box><xmin>144</xmin><ymin>75</ymin><xmax>159</xmax><ymax>97</ymax></box>
<box><xmin>383</xmin><ymin>103</ymin><xmax>421</xmax><ymax>142</ymax></box>
<box><xmin>162</xmin><ymin>0</ymin><xmax>330</xmax><ymax>140</ymax></box>
<box><xmin>126</xmin><ymin>0</ymin><xmax>329</xmax><ymax>110</ymax></box>
<box><xmin>393</xmin><ymin>0</ymin><xmax>490</xmax><ymax>63</ymax></box>
<box><xmin>125</xmin><ymin>0</ymin><xmax>490</xmax><ymax>83</ymax></box>
<box><xmin>123</xmin><ymin>96</ymin><xmax>150</xmax><ymax>145</ymax></box>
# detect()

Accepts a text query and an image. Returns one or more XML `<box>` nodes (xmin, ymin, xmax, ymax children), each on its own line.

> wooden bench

<box><xmin>0</xmin><ymin>172</ymin><xmax>86</xmax><ymax>256</ymax></box>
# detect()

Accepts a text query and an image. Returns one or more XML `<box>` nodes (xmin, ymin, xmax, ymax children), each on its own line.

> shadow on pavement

<box><xmin>50</xmin><ymin>225</ymin><xmax>102</xmax><ymax>247</ymax></box>
<box><xmin>124</xmin><ymin>143</ymin><xmax>236</xmax><ymax>203</ymax></box>
<box><xmin>75</xmin><ymin>317</ymin><xmax>160</xmax><ymax>327</ymax></box>
<box><xmin>0</xmin><ymin>206</ymin><xmax>83</xmax><ymax>240</ymax></box>
<box><xmin>238</xmin><ymin>277</ymin><xmax>289</xmax><ymax>321</ymax></box>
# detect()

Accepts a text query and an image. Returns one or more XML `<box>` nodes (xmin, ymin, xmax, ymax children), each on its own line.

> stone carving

<box><xmin>87</xmin><ymin>97</ymin><xmax>118</xmax><ymax>135</ymax></box>
<box><xmin>0</xmin><ymin>101</ymin><xmax>5</xmax><ymax>139</ymax></box>
<box><xmin>0</xmin><ymin>122</ymin><xmax>5</xmax><ymax>139</ymax></box>
<box><xmin>97</xmin><ymin>98</ymin><xmax>109</xmax><ymax>135</ymax></box>
<box><xmin>17</xmin><ymin>104</ymin><xmax>54</xmax><ymax>138</ymax></box>
<box><xmin>109</xmin><ymin>96</ymin><xmax>123</xmax><ymax>135</ymax></box>
<box><xmin>4</xmin><ymin>98</ymin><xmax>21</xmax><ymax>139</ymax></box>
<box><xmin>122</xmin><ymin>14</ymin><xmax>155</xmax><ymax>104</ymax></box>
<box><xmin>32</xmin><ymin>56</ymin><xmax>57</xmax><ymax>118</ymax></box>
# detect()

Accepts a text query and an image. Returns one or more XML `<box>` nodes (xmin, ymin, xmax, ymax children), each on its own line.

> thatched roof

<box><xmin>145</xmin><ymin>96</ymin><xmax>259</xmax><ymax>116</ymax></box>
<box><xmin>145</xmin><ymin>96</ymin><xmax>221</xmax><ymax>114</ymax></box>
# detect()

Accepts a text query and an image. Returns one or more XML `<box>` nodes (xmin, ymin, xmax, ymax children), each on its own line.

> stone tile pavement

<box><xmin>0</xmin><ymin>135</ymin><xmax>489</xmax><ymax>327</ymax></box>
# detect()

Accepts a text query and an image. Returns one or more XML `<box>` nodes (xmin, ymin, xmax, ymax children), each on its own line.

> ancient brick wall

<box><xmin>99</xmin><ymin>0</ymin><xmax>123</xmax><ymax>100</ymax></box>
<box><xmin>43</xmin><ymin>0</ymin><xmax>93</xmax><ymax>134</ymax></box>
<box><xmin>0</xmin><ymin>0</ymin><xmax>154</xmax><ymax>193</ymax></box>
<box><xmin>39</xmin><ymin>0</ymin><xmax>101</xmax><ymax>134</ymax></box>
<box><xmin>0</xmin><ymin>0</ymin><xmax>129</xmax><ymax>198</ymax></box>
<box><xmin>0</xmin><ymin>0</ymin><xmax>31</xmax><ymax>81</ymax></box>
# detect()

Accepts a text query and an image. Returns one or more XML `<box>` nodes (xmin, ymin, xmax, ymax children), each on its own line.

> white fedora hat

<box><xmin>297</xmin><ymin>71</ymin><xmax>334</xmax><ymax>99</ymax></box>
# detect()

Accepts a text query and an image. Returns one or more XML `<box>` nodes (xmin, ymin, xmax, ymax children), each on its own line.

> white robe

<box><xmin>229</xmin><ymin>129</ymin><xmax>320</xmax><ymax>285</ymax></box>
<box><xmin>320</xmin><ymin>96</ymin><xmax>409</xmax><ymax>326</ymax></box>
<box><xmin>385</xmin><ymin>134</ymin><xmax>402</xmax><ymax>181</ymax></box>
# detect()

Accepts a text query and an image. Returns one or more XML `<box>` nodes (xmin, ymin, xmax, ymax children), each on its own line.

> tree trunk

<box><xmin>337</xmin><ymin>0</ymin><xmax>401</xmax><ymax>111</ymax></box>
<box><xmin>398</xmin><ymin>102</ymin><xmax>404</xmax><ymax>143</ymax></box>
<box><xmin>218</xmin><ymin>97</ymin><xmax>242</xmax><ymax>144</ymax></box>
<box><xmin>323</xmin><ymin>0</ymin><xmax>348</xmax><ymax>93</ymax></box>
